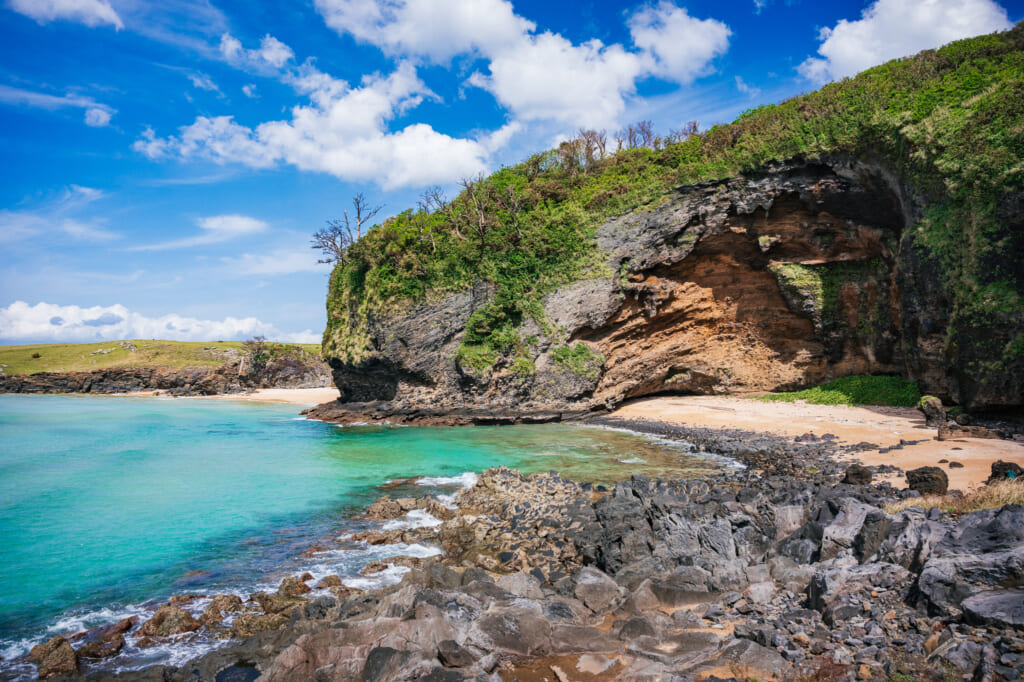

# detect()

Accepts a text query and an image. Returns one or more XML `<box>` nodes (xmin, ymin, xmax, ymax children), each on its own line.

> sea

<box><xmin>0</xmin><ymin>394</ymin><xmax>732</xmax><ymax>678</ymax></box>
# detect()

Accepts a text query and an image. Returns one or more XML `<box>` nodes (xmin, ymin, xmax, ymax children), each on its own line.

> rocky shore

<box><xmin>17</xmin><ymin>418</ymin><xmax>1024</xmax><ymax>682</ymax></box>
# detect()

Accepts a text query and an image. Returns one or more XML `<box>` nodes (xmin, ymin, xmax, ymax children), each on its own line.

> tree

<box><xmin>311</xmin><ymin>193</ymin><xmax>384</xmax><ymax>264</ymax></box>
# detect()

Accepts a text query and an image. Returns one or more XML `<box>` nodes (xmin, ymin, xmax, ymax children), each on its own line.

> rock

<box><xmin>988</xmin><ymin>460</ymin><xmax>1024</xmax><ymax>483</ymax></box>
<box><xmin>821</xmin><ymin>498</ymin><xmax>874</xmax><ymax>560</ymax></box>
<box><xmin>315</xmin><ymin>574</ymin><xmax>343</xmax><ymax>589</ymax></box>
<box><xmin>948</xmin><ymin>460</ymin><xmax>964</xmax><ymax>468</ymax></box>
<box><xmin>253</xmin><ymin>591</ymin><xmax>305</xmax><ymax>616</ymax></box>
<box><xmin>843</xmin><ymin>464</ymin><xmax>873</xmax><ymax>485</ymax></box>
<box><xmin>277</xmin><ymin>576</ymin><xmax>311</xmax><ymax>597</ymax></box>
<box><xmin>573</xmin><ymin>567</ymin><xmax>622</xmax><ymax>613</ymax></box>
<box><xmin>918</xmin><ymin>396</ymin><xmax>946</xmax><ymax>427</ymax></box>
<box><xmin>626</xmin><ymin>631</ymin><xmax>720</xmax><ymax>666</ymax></box>
<box><xmin>137</xmin><ymin>605</ymin><xmax>202</xmax><ymax>638</ymax></box>
<box><xmin>201</xmin><ymin>594</ymin><xmax>244</xmax><ymax>625</ymax></box>
<box><xmin>365</xmin><ymin>497</ymin><xmax>404</xmax><ymax>519</ymax></box>
<box><xmin>808</xmin><ymin>563</ymin><xmax>911</xmax><ymax>612</ymax></box>
<box><xmin>938</xmin><ymin>424</ymin><xmax>1002</xmax><ymax>441</ymax></box>
<box><xmin>496</xmin><ymin>572</ymin><xmax>544</xmax><ymax>600</ymax></box>
<box><xmin>715</xmin><ymin>638</ymin><xmax>790</xmax><ymax>679</ymax></box>
<box><xmin>906</xmin><ymin>467</ymin><xmax>948</xmax><ymax>496</ymax></box>
<box><xmin>617</xmin><ymin>617</ymin><xmax>658</xmax><ymax>640</ymax></box>
<box><xmin>231</xmin><ymin>612</ymin><xmax>290</xmax><ymax>638</ymax></box>
<box><xmin>962</xmin><ymin>589</ymin><xmax>1024</xmax><ymax>627</ymax></box>
<box><xmin>476</xmin><ymin>607</ymin><xmax>551</xmax><ymax>656</ymax></box>
<box><xmin>76</xmin><ymin>635</ymin><xmax>125</xmax><ymax>659</ymax></box>
<box><xmin>917</xmin><ymin>506</ymin><xmax>1024</xmax><ymax>613</ymax></box>
<box><xmin>436</xmin><ymin>639</ymin><xmax>476</xmax><ymax>668</ymax></box>
<box><xmin>28</xmin><ymin>636</ymin><xmax>78</xmax><ymax>679</ymax></box>
<box><xmin>746</xmin><ymin>580</ymin><xmax>776</xmax><ymax>604</ymax></box>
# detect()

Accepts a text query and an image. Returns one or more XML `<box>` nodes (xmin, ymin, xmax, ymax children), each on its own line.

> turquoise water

<box><xmin>0</xmin><ymin>394</ymin><xmax>725</xmax><ymax>673</ymax></box>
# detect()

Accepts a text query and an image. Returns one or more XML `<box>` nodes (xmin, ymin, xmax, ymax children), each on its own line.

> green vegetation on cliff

<box><xmin>326</xmin><ymin>25</ymin><xmax>1024</xmax><ymax>382</ymax></box>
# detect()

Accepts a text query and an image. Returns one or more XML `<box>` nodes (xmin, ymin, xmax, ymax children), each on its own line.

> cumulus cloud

<box><xmin>0</xmin><ymin>84</ymin><xmax>115</xmax><ymax>126</ymax></box>
<box><xmin>220</xmin><ymin>33</ymin><xmax>295</xmax><ymax>71</ymax></box>
<box><xmin>628</xmin><ymin>2</ymin><xmax>731</xmax><ymax>84</ymax></box>
<box><xmin>135</xmin><ymin>61</ymin><xmax>490</xmax><ymax>188</ymax></box>
<box><xmin>6</xmin><ymin>0</ymin><xmax>123</xmax><ymax>29</ymax></box>
<box><xmin>469</xmin><ymin>34</ymin><xmax>646</xmax><ymax>128</ymax></box>
<box><xmin>313</xmin><ymin>0</ymin><xmax>731</xmax><ymax>132</ymax></box>
<box><xmin>798</xmin><ymin>0</ymin><xmax>1012</xmax><ymax>85</ymax></box>
<box><xmin>313</xmin><ymin>0</ymin><xmax>533</xmax><ymax>62</ymax></box>
<box><xmin>0</xmin><ymin>301</ymin><xmax>319</xmax><ymax>344</ymax></box>
<box><xmin>128</xmin><ymin>214</ymin><xmax>268</xmax><ymax>251</ymax></box>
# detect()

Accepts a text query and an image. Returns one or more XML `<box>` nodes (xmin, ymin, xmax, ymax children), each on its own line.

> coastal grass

<box><xmin>756</xmin><ymin>375</ymin><xmax>922</xmax><ymax>407</ymax></box>
<box><xmin>0</xmin><ymin>340</ymin><xmax>321</xmax><ymax>376</ymax></box>
<box><xmin>884</xmin><ymin>480</ymin><xmax>1024</xmax><ymax>516</ymax></box>
<box><xmin>324</xmin><ymin>24</ymin><xmax>1024</xmax><ymax>385</ymax></box>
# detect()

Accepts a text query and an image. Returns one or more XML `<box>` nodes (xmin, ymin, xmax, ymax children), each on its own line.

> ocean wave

<box><xmin>416</xmin><ymin>472</ymin><xmax>478</xmax><ymax>489</ymax></box>
<box><xmin>382</xmin><ymin>509</ymin><xmax>443</xmax><ymax>531</ymax></box>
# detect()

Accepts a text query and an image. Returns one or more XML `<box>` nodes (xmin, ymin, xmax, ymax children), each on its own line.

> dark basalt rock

<box><xmin>906</xmin><ymin>466</ymin><xmax>949</xmax><ymax>496</ymax></box>
<box><xmin>843</xmin><ymin>464</ymin><xmax>873</xmax><ymax>485</ymax></box>
<box><xmin>988</xmin><ymin>460</ymin><xmax>1024</xmax><ymax>483</ymax></box>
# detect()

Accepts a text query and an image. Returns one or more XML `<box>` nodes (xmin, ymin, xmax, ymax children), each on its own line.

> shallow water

<box><xmin>0</xmin><ymin>394</ymin><xmax>728</xmax><ymax>675</ymax></box>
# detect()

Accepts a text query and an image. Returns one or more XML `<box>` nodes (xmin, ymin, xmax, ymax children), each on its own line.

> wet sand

<box><xmin>202</xmin><ymin>387</ymin><xmax>340</xmax><ymax>406</ymax></box>
<box><xmin>611</xmin><ymin>396</ymin><xmax>1024</xmax><ymax>491</ymax></box>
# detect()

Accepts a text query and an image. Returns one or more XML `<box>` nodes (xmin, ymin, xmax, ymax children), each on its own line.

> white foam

<box><xmin>342</xmin><ymin>564</ymin><xmax>411</xmax><ymax>591</ymax></box>
<box><xmin>416</xmin><ymin>472</ymin><xmax>478</xmax><ymax>489</ymax></box>
<box><xmin>619</xmin><ymin>457</ymin><xmax>645</xmax><ymax>464</ymax></box>
<box><xmin>382</xmin><ymin>508</ymin><xmax>443</xmax><ymax>531</ymax></box>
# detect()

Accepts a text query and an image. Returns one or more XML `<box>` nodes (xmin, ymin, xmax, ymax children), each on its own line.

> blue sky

<box><xmin>0</xmin><ymin>0</ymin><xmax>1020</xmax><ymax>344</ymax></box>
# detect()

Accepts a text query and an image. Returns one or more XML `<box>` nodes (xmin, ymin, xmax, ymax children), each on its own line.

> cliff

<box><xmin>313</xmin><ymin>26</ymin><xmax>1024</xmax><ymax>423</ymax></box>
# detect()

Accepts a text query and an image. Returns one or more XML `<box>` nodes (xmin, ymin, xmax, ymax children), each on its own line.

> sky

<box><xmin>0</xmin><ymin>0</ymin><xmax>1020</xmax><ymax>345</ymax></box>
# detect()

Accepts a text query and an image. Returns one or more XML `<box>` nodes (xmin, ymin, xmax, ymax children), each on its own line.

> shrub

<box><xmin>758</xmin><ymin>375</ymin><xmax>921</xmax><ymax>407</ymax></box>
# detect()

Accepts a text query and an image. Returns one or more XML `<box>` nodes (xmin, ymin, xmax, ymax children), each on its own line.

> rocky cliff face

<box><xmin>314</xmin><ymin>156</ymin><xmax>1020</xmax><ymax>422</ymax></box>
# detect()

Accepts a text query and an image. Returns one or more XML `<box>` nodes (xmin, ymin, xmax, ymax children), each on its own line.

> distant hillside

<box><xmin>0</xmin><ymin>340</ymin><xmax>329</xmax><ymax>395</ymax></box>
<box><xmin>317</xmin><ymin>24</ymin><xmax>1024</xmax><ymax>418</ymax></box>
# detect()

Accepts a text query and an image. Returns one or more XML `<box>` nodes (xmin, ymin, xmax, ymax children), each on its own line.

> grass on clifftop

<box><xmin>757</xmin><ymin>375</ymin><xmax>922</xmax><ymax>407</ymax></box>
<box><xmin>0</xmin><ymin>341</ymin><xmax>321</xmax><ymax>376</ymax></box>
<box><xmin>325</xmin><ymin>24</ymin><xmax>1024</xmax><ymax>380</ymax></box>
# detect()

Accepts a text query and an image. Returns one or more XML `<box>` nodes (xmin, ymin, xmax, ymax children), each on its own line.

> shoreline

<box><xmin>609</xmin><ymin>395</ymin><xmax>1024</xmax><ymax>491</ymax></box>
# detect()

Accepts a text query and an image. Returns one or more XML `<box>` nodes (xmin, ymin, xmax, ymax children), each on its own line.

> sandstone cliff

<box><xmin>313</xmin><ymin>28</ymin><xmax>1024</xmax><ymax>422</ymax></box>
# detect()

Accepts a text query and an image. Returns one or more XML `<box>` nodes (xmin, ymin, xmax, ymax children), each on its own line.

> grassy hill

<box><xmin>324</xmin><ymin>24</ymin><xmax>1024</xmax><ymax>392</ymax></box>
<box><xmin>0</xmin><ymin>341</ymin><xmax>321</xmax><ymax>377</ymax></box>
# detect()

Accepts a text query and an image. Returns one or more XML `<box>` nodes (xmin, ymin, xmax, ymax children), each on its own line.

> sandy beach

<box><xmin>203</xmin><ymin>387</ymin><xmax>340</xmax><ymax>406</ymax></box>
<box><xmin>611</xmin><ymin>395</ymin><xmax>1024</xmax><ymax>491</ymax></box>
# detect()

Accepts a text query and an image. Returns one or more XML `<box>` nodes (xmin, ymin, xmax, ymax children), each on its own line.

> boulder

<box><xmin>28</xmin><ymin>636</ymin><xmax>78</xmax><ymax>679</ymax></box>
<box><xmin>906</xmin><ymin>467</ymin><xmax>948</xmax><ymax>496</ymax></box>
<box><xmin>573</xmin><ymin>567</ymin><xmax>622</xmax><ymax>613</ymax></box>
<box><xmin>842</xmin><ymin>464</ymin><xmax>873</xmax><ymax>485</ymax></box>
<box><xmin>987</xmin><ymin>460</ymin><xmax>1024</xmax><ymax>483</ymax></box>
<box><xmin>316</xmin><ymin>574</ymin><xmax>344</xmax><ymax>589</ymax></box>
<box><xmin>714</xmin><ymin>638</ymin><xmax>790</xmax><ymax>679</ymax></box>
<box><xmin>476</xmin><ymin>607</ymin><xmax>551</xmax><ymax>656</ymax></box>
<box><xmin>808</xmin><ymin>563</ymin><xmax>911</xmax><ymax>612</ymax></box>
<box><xmin>436</xmin><ymin>639</ymin><xmax>476</xmax><ymax>668</ymax></box>
<box><xmin>961</xmin><ymin>589</ymin><xmax>1024</xmax><ymax>627</ymax></box>
<box><xmin>254</xmin><ymin>591</ymin><xmax>305</xmax><ymax>615</ymax></box>
<box><xmin>277</xmin><ymin>576</ymin><xmax>311</xmax><ymax>597</ymax></box>
<box><xmin>917</xmin><ymin>396</ymin><xmax>946</xmax><ymax>427</ymax></box>
<box><xmin>201</xmin><ymin>594</ymin><xmax>243</xmax><ymax>625</ymax></box>
<box><xmin>495</xmin><ymin>572</ymin><xmax>544</xmax><ymax>600</ymax></box>
<box><xmin>137</xmin><ymin>605</ymin><xmax>202</xmax><ymax>638</ymax></box>
<box><xmin>76</xmin><ymin>634</ymin><xmax>125</xmax><ymax>660</ymax></box>
<box><xmin>626</xmin><ymin>631</ymin><xmax>720</xmax><ymax>667</ymax></box>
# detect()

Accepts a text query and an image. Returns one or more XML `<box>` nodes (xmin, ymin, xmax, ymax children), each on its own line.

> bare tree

<box><xmin>311</xmin><ymin>193</ymin><xmax>384</xmax><ymax>264</ymax></box>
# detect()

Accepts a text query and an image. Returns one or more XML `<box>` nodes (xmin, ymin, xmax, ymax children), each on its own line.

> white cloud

<box><xmin>628</xmin><ymin>2</ymin><xmax>731</xmax><ymax>84</ymax></box>
<box><xmin>313</xmin><ymin>0</ymin><xmax>730</xmax><ymax>131</ymax></box>
<box><xmin>222</xmin><ymin>248</ymin><xmax>332</xmax><ymax>276</ymax></box>
<box><xmin>734</xmin><ymin>76</ymin><xmax>760</xmax><ymax>98</ymax></box>
<box><xmin>128</xmin><ymin>214</ymin><xmax>268</xmax><ymax>252</ymax></box>
<box><xmin>798</xmin><ymin>0</ymin><xmax>1012</xmax><ymax>85</ymax></box>
<box><xmin>0</xmin><ymin>300</ymin><xmax>317</xmax><ymax>343</ymax></box>
<box><xmin>753</xmin><ymin>0</ymin><xmax>768</xmax><ymax>14</ymax></box>
<box><xmin>187</xmin><ymin>72</ymin><xmax>221</xmax><ymax>93</ymax></box>
<box><xmin>220</xmin><ymin>33</ymin><xmax>295</xmax><ymax>72</ymax></box>
<box><xmin>0</xmin><ymin>84</ymin><xmax>115</xmax><ymax>126</ymax></box>
<box><xmin>313</xmin><ymin>0</ymin><xmax>533</xmax><ymax>62</ymax></box>
<box><xmin>470</xmin><ymin>33</ymin><xmax>646</xmax><ymax>128</ymax></box>
<box><xmin>6</xmin><ymin>0</ymin><xmax>123</xmax><ymax>29</ymax></box>
<box><xmin>0</xmin><ymin>185</ymin><xmax>117</xmax><ymax>244</ymax></box>
<box><xmin>242</xmin><ymin>84</ymin><xmax>258</xmax><ymax>98</ymax></box>
<box><xmin>136</xmin><ymin>62</ymin><xmax>490</xmax><ymax>188</ymax></box>
<box><xmin>84</xmin><ymin>107</ymin><xmax>111</xmax><ymax>127</ymax></box>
